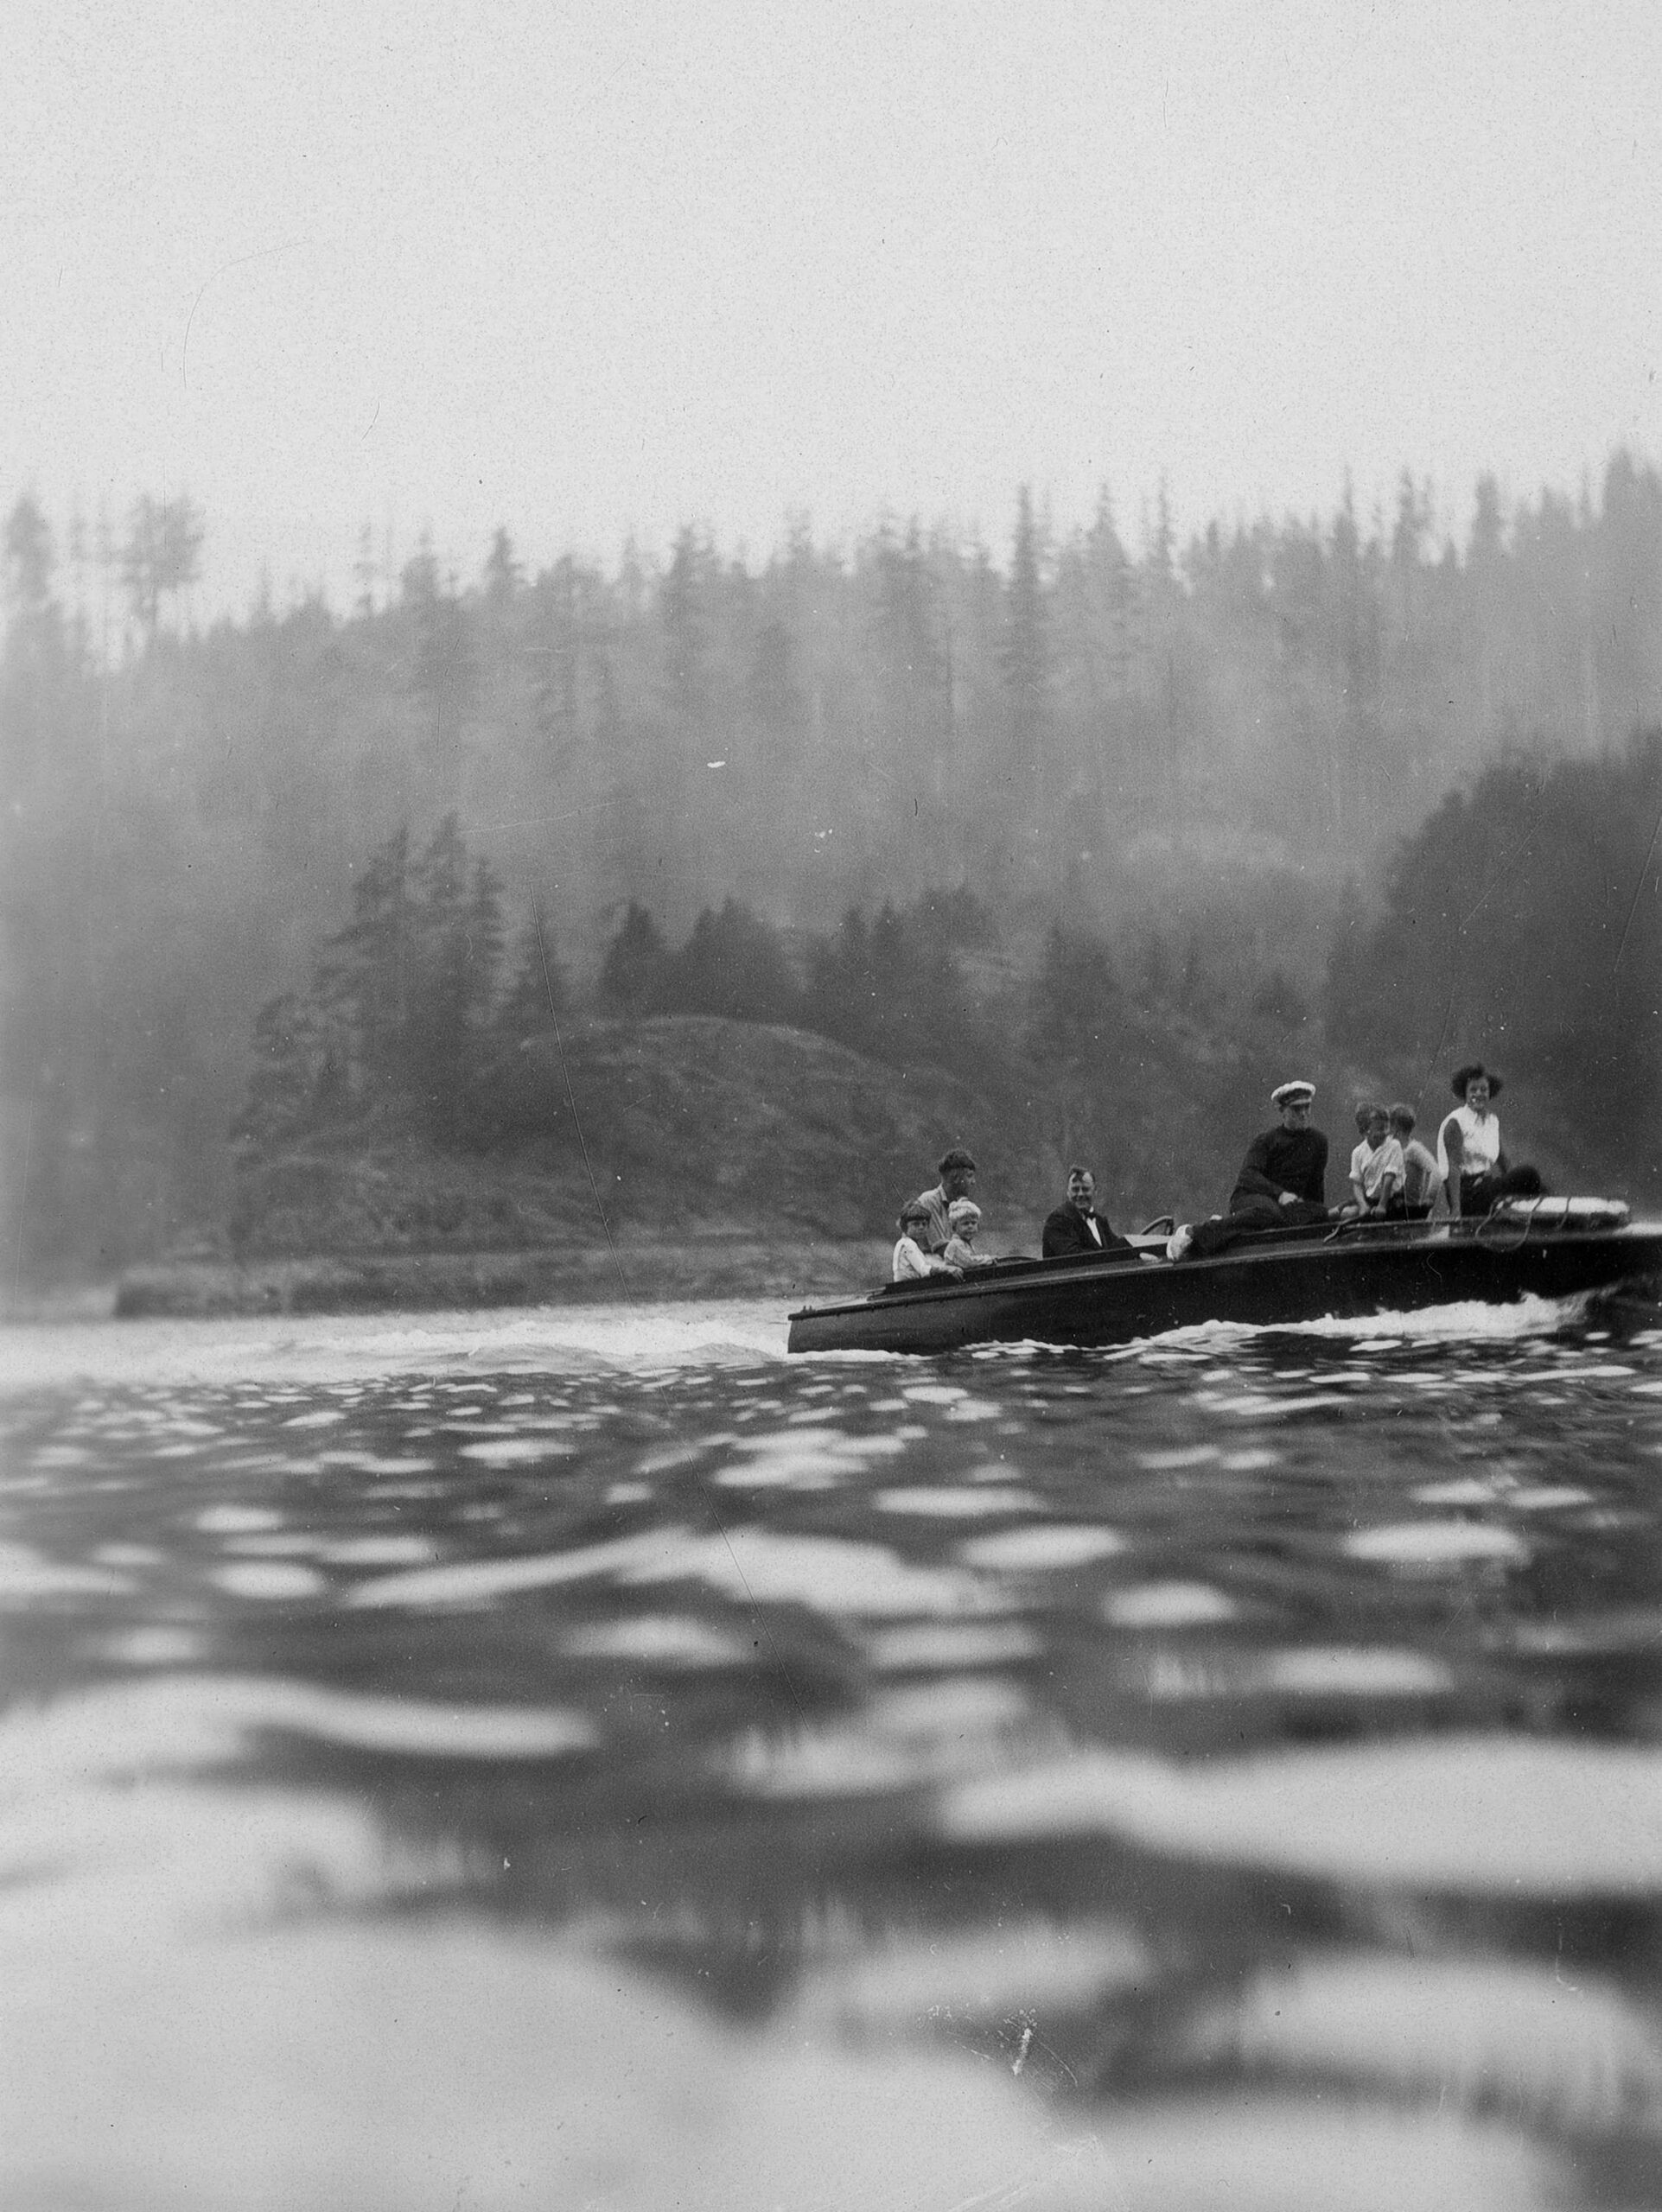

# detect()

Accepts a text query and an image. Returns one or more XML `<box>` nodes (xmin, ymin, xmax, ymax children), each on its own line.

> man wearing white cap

<box><xmin>1170</xmin><ymin>1080</ymin><xmax>1334</xmax><ymax>1261</ymax></box>
<box><xmin>1226</xmin><ymin>1079</ymin><xmax>1330</xmax><ymax>1226</ymax></box>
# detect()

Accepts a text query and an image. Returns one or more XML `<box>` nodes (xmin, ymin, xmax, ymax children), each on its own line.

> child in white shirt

<box><xmin>893</xmin><ymin>1203</ymin><xmax>957</xmax><ymax>1281</ymax></box>
<box><xmin>1348</xmin><ymin>1103</ymin><xmax>1405</xmax><ymax>1217</ymax></box>
<box><xmin>942</xmin><ymin>1198</ymin><xmax>990</xmax><ymax>1269</ymax></box>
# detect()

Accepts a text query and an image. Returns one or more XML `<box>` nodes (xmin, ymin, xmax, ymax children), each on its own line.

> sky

<box><xmin>4</xmin><ymin>0</ymin><xmax>1661</xmax><ymax>613</ymax></box>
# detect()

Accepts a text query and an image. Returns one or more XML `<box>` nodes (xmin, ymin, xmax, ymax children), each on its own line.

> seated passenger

<box><xmin>1436</xmin><ymin>1065</ymin><xmax>1545</xmax><ymax>1218</ymax></box>
<box><xmin>1226</xmin><ymin>1079</ymin><xmax>1331</xmax><ymax>1227</ymax></box>
<box><xmin>942</xmin><ymin>1198</ymin><xmax>992</xmax><ymax>1268</ymax></box>
<box><xmin>1340</xmin><ymin>1101</ymin><xmax>1372</xmax><ymax>1214</ymax></box>
<box><xmin>913</xmin><ymin>1147</ymin><xmax>977</xmax><ymax>1255</ymax></box>
<box><xmin>1348</xmin><ymin>1102</ymin><xmax>1404</xmax><ymax>1218</ymax></box>
<box><xmin>893</xmin><ymin>1201</ymin><xmax>959</xmax><ymax>1281</ymax></box>
<box><xmin>1172</xmin><ymin>1079</ymin><xmax>1334</xmax><ymax>1260</ymax></box>
<box><xmin>1041</xmin><ymin>1166</ymin><xmax>1132</xmax><ymax>1257</ymax></box>
<box><xmin>1389</xmin><ymin>1103</ymin><xmax>1443</xmax><ymax>1218</ymax></box>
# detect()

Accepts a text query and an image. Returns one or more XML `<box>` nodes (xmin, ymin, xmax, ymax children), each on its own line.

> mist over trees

<box><xmin>1328</xmin><ymin>737</ymin><xmax>1662</xmax><ymax>1187</ymax></box>
<box><xmin>227</xmin><ymin>824</ymin><xmax>1334</xmax><ymax>1238</ymax></box>
<box><xmin>5</xmin><ymin>454</ymin><xmax>1662</xmax><ymax>1276</ymax></box>
<box><xmin>232</xmin><ymin>737</ymin><xmax>1662</xmax><ymax>1239</ymax></box>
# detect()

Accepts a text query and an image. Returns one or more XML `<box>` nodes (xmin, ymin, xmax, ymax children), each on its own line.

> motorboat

<box><xmin>786</xmin><ymin>1198</ymin><xmax>1662</xmax><ymax>1355</ymax></box>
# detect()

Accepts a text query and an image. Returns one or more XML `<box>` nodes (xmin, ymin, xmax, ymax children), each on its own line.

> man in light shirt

<box><xmin>913</xmin><ymin>1147</ymin><xmax>977</xmax><ymax>1255</ymax></box>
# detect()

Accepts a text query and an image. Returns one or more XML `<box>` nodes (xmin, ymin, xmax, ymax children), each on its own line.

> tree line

<box><xmin>6</xmin><ymin>454</ymin><xmax>1662</xmax><ymax>1274</ymax></box>
<box><xmin>236</xmin><ymin>819</ymin><xmax>1005</xmax><ymax>1156</ymax></box>
<box><xmin>235</xmin><ymin>728</ymin><xmax>1662</xmax><ymax>1217</ymax></box>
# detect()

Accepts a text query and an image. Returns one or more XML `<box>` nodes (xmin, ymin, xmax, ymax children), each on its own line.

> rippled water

<box><xmin>4</xmin><ymin>1295</ymin><xmax>1662</xmax><ymax>2209</ymax></box>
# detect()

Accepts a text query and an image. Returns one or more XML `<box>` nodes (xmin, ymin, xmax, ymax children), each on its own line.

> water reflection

<box><xmin>2</xmin><ymin>1303</ymin><xmax>1661</xmax><ymax>2205</ymax></box>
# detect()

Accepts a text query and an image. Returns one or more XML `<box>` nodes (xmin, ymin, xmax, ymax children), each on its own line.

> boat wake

<box><xmin>5</xmin><ymin>1286</ymin><xmax>1652</xmax><ymax>1395</ymax></box>
<box><xmin>1208</xmin><ymin>1287</ymin><xmax>1603</xmax><ymax>1345</ymax></box>
<box><xmin>965</xmin><ymin>1289</ymin><xmax>1606</xmax><ymax>1362</ymax></box>
<box><xmin>0</xmin><ymin>1300</ymin><xmax>793</xmax><ymax>1395</ymax></box>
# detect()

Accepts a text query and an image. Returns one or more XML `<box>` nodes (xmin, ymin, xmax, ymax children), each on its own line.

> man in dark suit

<box><xmin>1041</xmin><ymin>1166</ymin><xmax>1132</xmax><ymax>1258</ymax></box>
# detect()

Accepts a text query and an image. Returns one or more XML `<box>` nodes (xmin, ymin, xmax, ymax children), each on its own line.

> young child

<box><xmin>1389</xmin><ymin>1103</ymin><xmax>1443</xmax><ymax>1217</ymax></box>
<box><xmin>942</xmin><ymin>1197</ymin><xmax>990</xmax><ymax>1268</ymax></box>
<box><xmin>1348</xmin><ymin>1102</ymin><xmax>1405</xmax><ymax>1217</ymax></box>
<box><xmin>893</xmin><ymin>1201</ymin><xmax>957</xmax><ymax>1281</ymax></box>
<box><xmin>1339</xmin><ymin>1103</ymin><xmax>1372</xmax><ymax>1215</ymax></box>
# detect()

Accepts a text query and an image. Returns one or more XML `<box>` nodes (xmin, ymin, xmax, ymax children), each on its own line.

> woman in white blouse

<box><xmin>1436</xmin><ymin>1064</ymin><xmax>1544</xmax><ymax>1217</ymax></box>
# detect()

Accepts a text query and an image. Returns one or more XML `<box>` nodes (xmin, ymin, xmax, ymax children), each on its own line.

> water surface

<box><xmin>4</xmin><ymin>1294</ymin><xmax>1662</xmax><ymax>2209</ymax></box>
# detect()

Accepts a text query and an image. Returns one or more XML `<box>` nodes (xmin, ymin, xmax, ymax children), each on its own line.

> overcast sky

<box><xmin>4</xmin><ymin>1</ymin><xmax>1660</xmax><ymax>611</ymax></box>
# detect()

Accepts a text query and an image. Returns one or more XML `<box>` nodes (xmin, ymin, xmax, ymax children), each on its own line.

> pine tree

<box><xmin>1086</xmin><ymin>485</ymin><xmax>1133</xmax><ymax>702</ymax></box>
<box><xmin>873</xmin><ymin>520</ymin><xmax>945</xmax><ymax>704</ymax></box>
<box><xmin>4</xmin><ymin>494</ymin><xmax>53</xmax><ymax>615</ymax></box>
<box><xmin>403</xmin><ymin>537</ymin><xmax>476</xmax><ymax>757</ymax></box>
<box><xmin>664</xmin><ymin>900</ymin><xmax>799</xmax><ymax>1023</ymax></box>
<box><xmin>1000</xmin><ymin>486</ymin><xmax>1048</xmax><ymax>800</ymax></box>
<box><xmin>353</xmin><ymin>523</ymin><xmax>378</xmax><ymax>619</ymax></box>
<box><xmin>2</xmin><ymin>493</ymin><xmax>66</xmax><ymax>766</ymax></box>
<box><xmin>597</xmin><ymin>902</ymin><xmax>670</xmax><ymax>1011</ymax></box>
<box><xmin>232</xmin><ymin>991</ymin><xmax>321</xmax><ymax>1147</ymax></box>
<box><xmin>121</xmin><ymin>494</ymin><xmax>204</xmax><ymax>639</ymax></box>
<box><xmin>532</xmin><ymin>556</ymin><xmax>582</xmax><ymax>760</ymax></box>
<box><xmin>1142</xmin><ymin>477</ymin><xmax>1182</xmax><ymax>813</ymax></box>
<box><xmin>660</xmin><ymin>527</ymin><xmax>708</xmax><ymax>734</ymax></box>
<box><xmin>409</xmin><ymin>814</ymin><xmax>473</xmax><ymax>1140</ymax></box>
<box><xmin>484</xmin><ymin>526</ymin><xmax>519</xmax><ymax>605</ymax></box>
<box><xmin>464</xmin><ymin>857</ymin><xmax>506</xmax><ymax>1026</ymax></box>
<box><xmin>497</xmin><ymin>909</ymin><xmax>568</xmax><ymax>1041</ymax></box>
<box><xmin>315</xmin><ymin>823</ymin><xmax>414</xmax><ymax>1101</ymax></box>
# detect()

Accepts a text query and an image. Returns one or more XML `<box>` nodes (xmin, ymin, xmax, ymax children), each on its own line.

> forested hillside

<box><xmin>5</xmin><ymin>455</ymin><xmax>1662</xmax><ymax>1279</ymax></box>
<box><xmin>1328</xmin><ymin>736</ymin><xmax>1662</xmax><ymax>1198</ymax></box>
<box><xmin>221</xmin><ymin>817</ymin><xmax>1323</xmax><ymax>1257</ymax></box>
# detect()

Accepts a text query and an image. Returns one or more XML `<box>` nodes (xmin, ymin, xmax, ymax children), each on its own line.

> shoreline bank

<box><xmin>105</xmin><ymin>1239</ymin><xmax>895</xmax><ymax>1319</ymax></box>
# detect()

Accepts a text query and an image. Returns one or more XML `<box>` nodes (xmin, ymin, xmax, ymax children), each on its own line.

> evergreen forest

<box><xmin>5</xmin><ymin>457</ymin><xmax>1662</xmax><ymax>1280</ymax></box>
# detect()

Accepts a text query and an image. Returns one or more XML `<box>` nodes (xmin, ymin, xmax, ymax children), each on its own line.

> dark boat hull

<box><xmin>786</xmin><ymin>1219</ymin><xmax>1662</xmax><ymax>1355</ymax></box>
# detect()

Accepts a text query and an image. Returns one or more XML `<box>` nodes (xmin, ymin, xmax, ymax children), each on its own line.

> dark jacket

<box><xmin>1041</xmin><ymin>1201</ymin><xmax>1132</xmax><ymax>1259</ymax></box>
<box><xmin>1229</xmin><ymin>1126</ymin><xmax>1328</xmax><ymax>1212</ymax></box>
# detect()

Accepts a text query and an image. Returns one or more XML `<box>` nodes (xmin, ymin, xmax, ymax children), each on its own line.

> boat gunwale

<box><xmin>787</xmin><ymin>1215</ymin><xmax>1662</xmax><ymax>1327</ymax></box>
